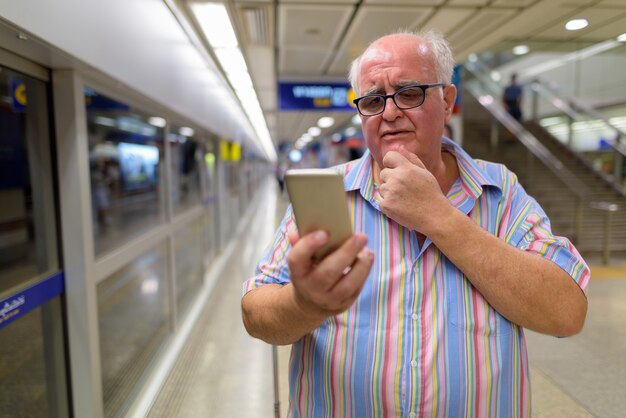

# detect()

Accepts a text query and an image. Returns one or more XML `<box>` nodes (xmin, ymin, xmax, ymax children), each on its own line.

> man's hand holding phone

<box><xmin>286</xmin><ymin>230</ymin><xmax>374</xmax><ymax>317</ymax></box>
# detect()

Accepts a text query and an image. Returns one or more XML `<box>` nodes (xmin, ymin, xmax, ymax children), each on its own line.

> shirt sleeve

<box><xmin>242</xmin><ymin>205</ymin><xmax>297</xmax><ymax>295</ymax></box>
<box><xmin>503</xmin><ymin>176</ymin><xmax>591</xmax><ymax>295</ymax></box>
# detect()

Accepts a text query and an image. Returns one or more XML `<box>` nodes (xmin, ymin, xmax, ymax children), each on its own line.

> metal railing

<box><xmin>528</xmin><ymin>80</ymin><xmax>626</xmax><ymax>195</ymax></box>
<box><xmin>464</xmin><ymin>62</ymin><xmax>620</xmax><ymax>264</ymax></box>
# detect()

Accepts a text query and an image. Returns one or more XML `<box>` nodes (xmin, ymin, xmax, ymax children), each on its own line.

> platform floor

<box><xmin>148</xmin><ymin>178</ymin><xmax>626</xmax><ymax>417</ymax></box>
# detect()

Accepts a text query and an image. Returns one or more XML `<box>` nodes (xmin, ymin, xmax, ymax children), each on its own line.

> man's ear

<box><xmin>443</xmin><ymin>84</ymin><xmax>457</xmax><ymax>121</ymax></box>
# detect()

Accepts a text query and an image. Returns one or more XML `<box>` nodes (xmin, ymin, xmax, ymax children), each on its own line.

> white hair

<box><xmin>348</xmin><ymin>29</ymin><xmax>455</xmax><ymax>95</ymax></box>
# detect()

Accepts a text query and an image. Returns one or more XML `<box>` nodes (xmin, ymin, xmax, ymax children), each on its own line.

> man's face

<box><xmin>357</xmin><ymin>35</ymin><xmax>456</xmax><ymax>172</ymax></box>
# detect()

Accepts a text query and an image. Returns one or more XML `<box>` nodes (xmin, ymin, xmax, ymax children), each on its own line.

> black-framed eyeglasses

<box><xmin>352</xmin><ymin>83</ymin><xmax>445</xmax><ymax>116</ymax></box>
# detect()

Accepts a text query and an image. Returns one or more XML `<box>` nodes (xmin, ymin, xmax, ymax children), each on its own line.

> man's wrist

<box><xmin>287</xmin><ymin>283</ymin><xmax>332</xmax><ymax>323</ymax></box>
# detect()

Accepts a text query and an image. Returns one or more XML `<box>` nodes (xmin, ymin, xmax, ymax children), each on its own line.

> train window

<box><xmin>97</xmin><ymin>243</ymin><xmax>170</xmax><ymax>416</ymax></box>
<box><xmin>168</xmin><ymin>125</ymin><xmax>202</xmax><ymax>215</ymax></box>
<box><xmin>84</xmin><ymin>88</ymin><xmax>166</xmax><ymax>256</ymax></box>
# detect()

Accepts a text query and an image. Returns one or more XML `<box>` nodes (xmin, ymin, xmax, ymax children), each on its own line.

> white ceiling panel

<box><xmin>364</xmin><ymin>0</ymin><xmax>444</xmax><ymax>5</ymax></box>
<box><xmin>572</xmin><ymin>11</ymin><xmax>626</xmax><ymax>40</ymax></box>
<box><xmin>419</xmin><ymin>7</ymin><xmax>476</xmax><ymax>34</ymax></box>
<box><xmin>448</xmin><ymin>8</ymin><xmax>517</xmax><ymax>54</ymax></box>
<box><xmin>598</xmin><ymin>0</ymin><xmax>626</xmax><ymax>6</ymax></box>
<box><xmin>491</xmin><ymin>0</ymin><xmax>537</xmax><ymax>6</ymax></box>
<box><xmin>278</xmin><ymin>112</ymin><xmax>314</xmax><ymax>141</ymax></box>
<box><xmin>279</xmin><ymin>4</ymin><xmax>353</xmax><ymax>48</ymax></box>
<box><xmin>326</xmin><ymin>47</ymin><xmax>354</xmax><ymax>78</ymax></box>
<box><xmin>279</xmin><ymin>0</ymin><xmax>357</xmax><ymax>3</ymax></box>
<box><xmin>531</xmin><ymin>7</ymin><xmax>625</xmax><ymax>40</ymax></box>
<box><xmin>447</xmin><ymin>0</ymin><xmax>489</xmax><ymax>6</ymax></box>
<box><xmin>246</xmin><ymin>46</ymin><xmax>274</xmax><ymax>89</ymax></box>
<box><xmin>280</xmin><ymin>48</ymin><xmax>330</xmax><ymax>74</ymax></box>
<box><xmin>450</xmin><ymin>1</ymin><xmax>576</xmax><ymax>59</ymax></box>
<box><xmin>257</xmin><ymin>87</ymin><xmax>277</xmax><ymax>110</ymax></box>
<box><xmin>337</xmin><ymin>6</ymin><xmax>435</xmax><ymax>57</ymax></box>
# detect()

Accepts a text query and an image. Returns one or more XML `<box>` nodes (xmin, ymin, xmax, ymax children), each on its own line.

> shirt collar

<box><xmin>440</xmin><ymin>137</ymin><xmax>501</xmax><ymax>200</ymax></box>
<box><xmin>342</xmin><ymin>137</ymin><xmax>501</xmax><ymax>201</ymax></box>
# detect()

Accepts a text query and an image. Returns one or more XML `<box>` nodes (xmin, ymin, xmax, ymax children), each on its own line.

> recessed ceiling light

<box><xmin>565</xmin><ymin>18</ymin><xmax>588</xmax><ymax>31</ymax></box>
<box><xmin>618</xmin><ymin>33</ymin><xmax>626</xmax><ymax>42</ymax></box>
<box><xmin>512</xmin><ymin>45</ymin><xmax>529</xmax><ymax>56</ymax></box>
<box><xmin>179</xmin><ymin>126</ymin><xmax>194</xmax><ymax>137</ymax></box>
<box><xmin>308</xmin><ymin>127</ymin><xmax>321</xmax><ymax>136</ymax></box>
<box><xmin>317</xmin><ymin>116</ymin><xmax>334</xmax><ymax>128</ymax></box>
<box><xmin>148</xmin><ymin>116</ymin><xmax>166</xmax><ymax>128</ymax></box>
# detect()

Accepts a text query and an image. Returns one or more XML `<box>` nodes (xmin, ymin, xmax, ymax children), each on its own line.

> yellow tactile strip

<box><xmin>590</xmin><ymin>264</ymin><xmax>626</xmax><ymax>280</ymax></box>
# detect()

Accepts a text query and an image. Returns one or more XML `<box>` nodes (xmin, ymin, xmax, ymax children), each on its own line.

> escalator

<box><xmin>461</xmin><ymin>62</ymin><xmax>626</xmax><ymax>263</ymax></box>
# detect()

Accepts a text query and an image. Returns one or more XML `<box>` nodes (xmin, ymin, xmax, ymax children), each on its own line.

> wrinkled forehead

<box><xmin>358</xmin><ymin>38</ymin><xmax>435</xmax><ymax>87</ymax></box>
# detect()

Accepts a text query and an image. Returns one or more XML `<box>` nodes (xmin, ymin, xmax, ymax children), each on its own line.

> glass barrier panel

<box><xmin>175</xmin><ymin>217</ymin><xmax>205</xmax><ymax>319</ymax></box>
<box><xmin>0</xmin><ymin>66</ymin><xmax>58</xmax><ymax>295</ymax></box>
<box><xmin>97</xmin><ymin>243</ymin><xmax>170</xmax><ymax>416</ymax></box>
<box><xmin>0</xmin><ymin>296</ymin><xmax>67</xmax><ymax>416</ymax></box>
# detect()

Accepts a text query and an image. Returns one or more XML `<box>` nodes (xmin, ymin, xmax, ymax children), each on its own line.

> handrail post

<box><xmin>531</xmin><ymin>80</ymin><xmax>539</xmax><ymax>122</ymax></box>
<box><xmin>574</xmin><ymin>198</ymin><xmax>583</xmax><ymax>246</ymax></box>
<box><xmin>567</xmin><ymin>113</ymin><xmax>574</xmax><ymax>148</ymax></box>
<box><xmin>613</xmin><ymin>141</ymin><xmax>624</xmax><ymax>190</ymax></box>
<box><xmin>603</xmin><ymin>209</ymin><xmax>614</xmax><ymax>265</ymax></box>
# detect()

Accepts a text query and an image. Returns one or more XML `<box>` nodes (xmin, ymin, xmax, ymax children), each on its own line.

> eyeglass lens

<box><xmin>358</xmin><ymin>86</ymin><xmax>425</xmax><ymax>115</ymax></box>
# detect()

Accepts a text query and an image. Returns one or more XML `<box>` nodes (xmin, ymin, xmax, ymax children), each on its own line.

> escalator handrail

<box><xmin>530</xmin><ymin>78</ymin><xmax>626</xmax><ymax>142</ymax></box>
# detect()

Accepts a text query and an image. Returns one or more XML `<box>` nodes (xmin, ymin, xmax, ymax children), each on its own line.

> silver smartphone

<box><xmin>284</xmin><ymin>169</ymin><xmax>353</xmax><ymax>260</ymax></box>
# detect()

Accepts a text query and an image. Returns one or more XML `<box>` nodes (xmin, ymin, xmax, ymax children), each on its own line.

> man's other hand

<box><xmin>379</xmin><ymin>149</ymin><xmax>448</xmax><ymax>234</ymax></box>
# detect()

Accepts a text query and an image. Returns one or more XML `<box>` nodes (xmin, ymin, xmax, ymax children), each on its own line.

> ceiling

<box><xmin>186</xmin><ymin>0</ymin><xmax>626</xmax><ymax>151</ymax></box>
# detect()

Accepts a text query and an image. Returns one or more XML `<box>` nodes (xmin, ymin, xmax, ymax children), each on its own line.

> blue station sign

<box><xmin>0</xmin><ymin>272</ymin><xmax>65</xmax><ymax>329</ymax></box>
<box><xmin>279</xmin><ymin>82</ymin><xmax>357</xmax><ymax>111</ymax></box>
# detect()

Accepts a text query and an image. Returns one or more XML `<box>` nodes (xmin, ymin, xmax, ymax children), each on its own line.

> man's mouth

<box><xmin>381</xmin><ymin>130</ymin><xmax>409</xmax><ymax>138</ymax></box>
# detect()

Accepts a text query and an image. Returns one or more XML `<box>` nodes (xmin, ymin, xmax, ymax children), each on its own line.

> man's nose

<box><xmin>381</xmin><ymin>96</ymin><xmax>403</xmax><ymax>120</ymax></box>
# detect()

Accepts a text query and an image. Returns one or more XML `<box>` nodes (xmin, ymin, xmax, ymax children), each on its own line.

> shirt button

<box><xmin>409</xmin><ymin>412</ymin><xmax>416</xmax><ymax>418</ymax></box>
<box><xmin>411</xmin><ymin>313</ymin><xmax>418</xmax><ymax>320</ymax></box>
<box><xmin>410</xmin><ymin>360</ymin><xmax>417</xmax><ymax>368</ymax></box>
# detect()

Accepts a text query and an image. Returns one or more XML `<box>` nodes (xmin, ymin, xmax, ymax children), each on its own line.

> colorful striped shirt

<box><xmin>243</xmin><ymin>137</ymin><xmax>590</xmax><ymax>417</ymax></box>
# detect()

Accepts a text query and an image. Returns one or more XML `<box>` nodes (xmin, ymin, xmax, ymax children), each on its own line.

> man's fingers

<box><xmin>287</xmin><ymin>230</ymin><xmax>328</xmax><ymax>278</ymax></box>
<box><xmin>330</xmin><ymin>248</ymin><xmax>374</xmax><ymax>302</ymax></box>
<box><xmin>397</xmin><ymin>147</ymin><xmax>426</xmax><ymax>169</ymax></box>
<box><xmin>382</xmin><ymin>150</ymin><xmax>407</xmax><ymax>169</ymax></box>
<box><xmin>313</xmin><ymin>233</ymin><xmax>368</xmax><ymax>288</ymax></box>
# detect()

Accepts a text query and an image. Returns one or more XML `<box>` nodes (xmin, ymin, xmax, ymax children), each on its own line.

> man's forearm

<box><xmin>242</xmin><ymin>283</ymin><xmax>329</xmax><ymax>345</ymax></box>
<box><xmin>428</xmin><ymin>205</ymin><xmax>587</xmax><ymax>336</ymax></box>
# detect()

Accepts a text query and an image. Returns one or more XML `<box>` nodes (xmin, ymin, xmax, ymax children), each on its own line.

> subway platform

<box><xmin>139</xmin><ymin>178</ymin><xmax>626</xmax><ymax>418</ymax></box>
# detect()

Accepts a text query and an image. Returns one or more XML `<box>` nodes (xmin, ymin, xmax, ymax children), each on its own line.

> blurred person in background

<box><xmin>503</xmin><ymin>73</ymin><xmax>523</xmax><ymax>122</ymax></box>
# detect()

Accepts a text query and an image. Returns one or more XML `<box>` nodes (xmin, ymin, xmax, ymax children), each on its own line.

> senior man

<box><xmin>242</xmin><ymin>30</ymin><xmax>589</xmax><ymax>417</ymax></box>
